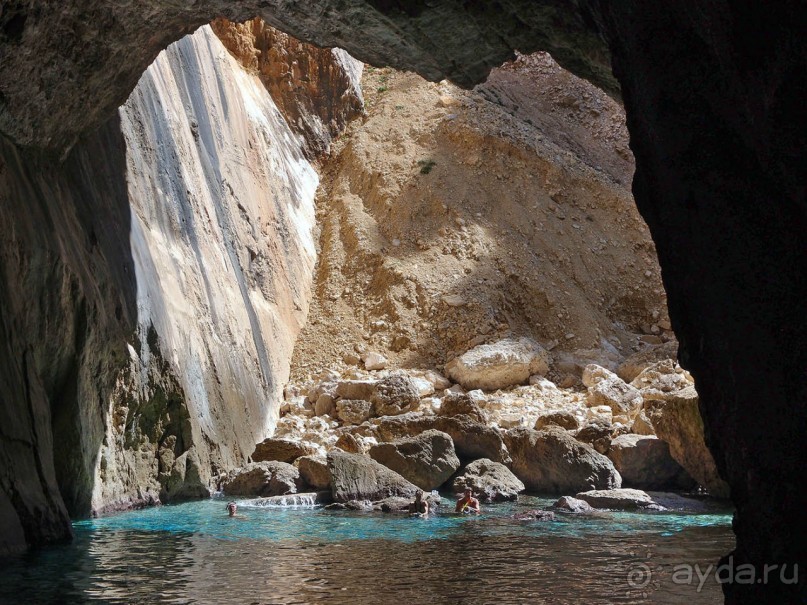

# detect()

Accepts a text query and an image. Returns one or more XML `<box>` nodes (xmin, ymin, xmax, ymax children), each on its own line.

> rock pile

<box><xmin>224</xmin><ymin>341</ymin><xmax>727</xmax><ymax>506</ymax></box>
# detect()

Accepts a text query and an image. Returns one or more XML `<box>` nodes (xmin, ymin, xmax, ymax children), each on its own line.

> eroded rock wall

<box><xmin>0</xmin><ymin>22</ymin><xmax>362</xmax><ymax>552</ymax></box>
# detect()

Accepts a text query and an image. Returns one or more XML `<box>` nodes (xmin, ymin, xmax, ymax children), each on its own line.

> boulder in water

<box><xmin>575</xmin><ymin>488</ymin><xmax>665</xmax><ymax>511</ymax></box>
<box><xmin>328</xmin><ymin>451</ymin><xmax>420</xmax><ymax>502</ymax></box>
<box><xmin>368</xmin><ymin>430</ymin><xmax>460</xmax><ymax>490</ymax></box>
<box><xmin>607</xmin><ymin>434</ymin><xmax>695</xmax><ymax>490</ymax></box>
<box><xmin>222</xmin><ymin>462</ymin><xmax>299</xmax><ymax>497</ymax></box>
<box><xmin>506</xmin><ymin>427</ymin><xmax>621</xmax><ymax>493</ymax></box>
<box><xmin>451</xmin><ymin>458</ymin><xmax>524</xmax><ymax>502</ymax></box>
<box><xmin>551</xmin><ymin>496</ymin><xmax>594</xmax><ymax>513</ymax></box>
<box><xmin>297</xmin><ymin>455</ymin><xmax>331</xmax><ymax>491</ymax></box>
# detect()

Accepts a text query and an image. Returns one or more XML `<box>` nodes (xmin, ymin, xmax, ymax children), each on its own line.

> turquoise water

<box><xmin>0</xmin><ymin>495</ymin><xmax>734</xmax><ymax>604</ymax></box>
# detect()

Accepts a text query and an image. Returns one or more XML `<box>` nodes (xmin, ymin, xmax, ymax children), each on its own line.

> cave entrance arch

<box><xmin>1</xmin><ymin>3</ymin><xmax>805</xmax><ymax>603</ymax></box>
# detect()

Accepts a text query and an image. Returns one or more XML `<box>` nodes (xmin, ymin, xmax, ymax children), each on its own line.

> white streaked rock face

<box><xmin>91</xmin><ymin>25</ymin><xmax>351</xmax><ymax>511</ymax></box>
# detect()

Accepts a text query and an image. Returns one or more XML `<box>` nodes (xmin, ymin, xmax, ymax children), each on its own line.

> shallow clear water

<box><xmin>0</xmin><ymin>495</ymin><xmax>734</xmax><ymax>604</ymax></box>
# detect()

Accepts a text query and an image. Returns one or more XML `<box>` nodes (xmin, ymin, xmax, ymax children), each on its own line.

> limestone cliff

<box><xmin>0</xmin><ymin>23</ymin><xmax>361</xmax><ymax>552</ymax></box>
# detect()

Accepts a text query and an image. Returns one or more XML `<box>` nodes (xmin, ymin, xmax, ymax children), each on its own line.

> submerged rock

<box><xmin>451</xmin><ymin>458</ymin><xmax>525</xmax><ymax>502</ymax></box>
<box><xmin>368</xmin><ymin>430</ymin><xmax>460</xmax><ymax>490</ymax></box>
<box><xmin>512</xmin><ymin>509</ymin><xmax>555</xmax><ymax>521</ymax></box>
<box><xmin>445</xmin><ymin>337</ymin><xmax>550</xmax><ymax>391</ymax></box>
<box><xmin>506</xmin><ymin>427</ymin><xmax>621</xmax><ymax>493</ymax></box>
<box><xmin>328</xmin><ymin>451</ymin><xmax>419</xmax><ymax>502</ymax></box>
<box><xmin>551</xmin><ymin>496</ymin><xmax>594</xmax><ymax>513</ymax></box>
<box><xmin>222</xmin><ymin>462</ymin><xmax>299</xmax><ymax>497</ymax></box>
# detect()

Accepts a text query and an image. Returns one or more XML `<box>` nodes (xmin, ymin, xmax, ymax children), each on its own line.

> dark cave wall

<box><xmin>0</xmin><ymin>117</ymin><xmax>136</xmax><ymax>552</ymax></box>
<box><xmin>590</xmin><ymin>2</ymin><xmax>807</xmax><ymax>601</ymax></box>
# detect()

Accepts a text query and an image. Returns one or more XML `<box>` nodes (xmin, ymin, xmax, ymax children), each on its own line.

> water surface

<box><xmin>0</xmin><ymin>495</ymin><xmax>734</xmax><ymax>604</ymax></box>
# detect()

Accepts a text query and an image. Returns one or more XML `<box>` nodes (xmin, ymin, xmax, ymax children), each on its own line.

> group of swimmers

<box><xmin>225</xmin><ymin>488</ymin><xmax>481</xmax><ymax>518</ymax></box>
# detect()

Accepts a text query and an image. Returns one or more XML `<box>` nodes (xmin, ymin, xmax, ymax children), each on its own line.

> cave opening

<box><xmin>1</xmin><ymin>3</ymin><xmax>805</xmax><ymax>604</ymax></box>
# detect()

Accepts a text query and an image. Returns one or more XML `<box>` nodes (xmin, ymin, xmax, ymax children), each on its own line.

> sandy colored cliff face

<box><xmin>89</xmin><ymin>24</ymin><xmax>360</xmax><ymax>513</ymax></box>
<box><xmin>291</xmin><ymin>53</ymin><xmax>670</xmax><ymax>380</ymax></box>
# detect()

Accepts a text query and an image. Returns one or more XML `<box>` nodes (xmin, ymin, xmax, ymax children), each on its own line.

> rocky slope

<box><xmin>291</xmin><ymin>52</ymin><xmax>670</xmax><ymax>380</ymax></box>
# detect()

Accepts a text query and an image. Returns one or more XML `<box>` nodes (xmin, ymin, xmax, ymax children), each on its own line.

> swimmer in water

<box><xmin>226</xmin><ymin>501</ymin><xmax>238</xmax><ymax>517</ymax></box>
<box><xmin>455</xmin><ymin>488</ymin><xmax>481</xmax><ymax>514</ymax></box>
<box><xmin>408</xmin><ymin>491</ymin><xmax>430</xmax><ymax>517</ymax></box>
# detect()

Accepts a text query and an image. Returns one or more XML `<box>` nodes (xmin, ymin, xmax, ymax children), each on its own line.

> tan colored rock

<box><xmin>314</xmin><ymin>393</ymin><xmax>336</xmax><ymax>416</ymax></box>
<box><xmin>252</xmin><ymin>438</ymin><xmax>316</xmax><ymax>463</ymax></box>
<box><xmin>374</xmin><ymin>413</ymin><xmax>511</xmax><ymax>464</ymax></box>
<box><xmin>335</xmin><ymin>399</ymin><xmax>372</xmax><ymax>425</ymax></box>
<box><xmin>327</xmin><ymin>451</ymin><xmax>419</xmax><ymax>502</ymax></box>
<box><xmin>583</xmin><ymin>364</ymin><xmax>643</xmax><ymax>419</ymax></box>
<box><xmin>445</xmin><ymin>337</ymin><xmax>550</xmax><ymax>391</ymax></box>
<box><xmin>451</xmin><ymin>458</ymin><xmax>525</xmax><ymax>502</ymax></box>
<box><xmin>222</xmin><ymin>462</ymin><xmax>299</xmax><ymax>497</ymax></box>
<box><xmin>506</xmin><ymin>427</ymin><xmax>621</xmax><ymax>493</ymax></box>
<box><xmin>363</xmin><ymin>351</ymin><xmax>388</xmax><ymax>370</ymax></box>
<box><xmin>370</xmin><ymin>373</ymin><xmax>420</xmax><ymax>416</ymax></box>
<box><xmin>607</xmin><ymin>434</ymin><xmax>694</xmax><ymax>490</ymax></box>
<box><xmin>644</xmin><ymin>387</ymin><xmax>730</xmax><ymax>497</ymax></box>
<box><xmin>534</xmin><ymin>411</ymin><xmax>580</xmax><ymax>431</ymax></box>
<box><xmin>631</xmin><ymin>359</ymin><xmax>693</xmax><ymax>395</ymax></box>
<box><xmin>335</xmin><ymin>379</ymin><xmax>378</xmax><ymax>401</ymax></box>
<box><xmin>616</xmin><ymin>341</ymin><xmax>679</xmax><ymax>382</ymax></box>
<box><xmin>437</xmin><ymin>393</ymin><xmax>488</xmax><ymax>423</ymax></box>
<box><xmin>368</xmin><ymin>430</ymin><xmax>460</xmax><ymax>490</ymax></box>
<box><xmin>334</xmin><ymin>432</ymin><xmax>362</xmax><ymax>453</ymax></box>
<box><xmin>631</xmin><ymin>409</ymin><xmax>656</xmax><ymax>435</ymax></box>
<box><xmin>551</xmin><ymin>496</ymin><xmax>594</xmax><ymax>513</ymax></box>
<box><xmin>297</xmin><ymin>456</ymin><xmax>331</xmax><ymax>490</ymax></box>
<box><xmin>575</xmin><ymin>488</ymin><xmax>664</xmax><ymax>511</ymax></box>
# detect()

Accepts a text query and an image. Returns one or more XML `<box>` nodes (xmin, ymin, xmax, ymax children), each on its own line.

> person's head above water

<box><xmin>226</xmin><ymin>501</ymin><xmax>237</xmax><ymax>516</ymax></box>
<box><xmin>415</xmin><ymin>490</ymin><xmax>423</xmax><ymax>502</ymax></box>
<box><xmin>464</xmin><ymin>488</ymin><xmax>473</xmax><ymax>497</ymax></box>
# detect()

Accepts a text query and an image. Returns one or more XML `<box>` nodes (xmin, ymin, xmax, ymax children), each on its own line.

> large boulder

<box><xmin>437</xmin><ymin>392</ymin><xmax>487</xmax><ymax>423</ymax></box>
<box><xmin>575</xmin><ymin>421</ymin><xmax>626</xmax><ymax>455</ymax></box>
<box><xmin>374</xmin><ymin>413</ymin><xmax>511</xmax><ymax>464</ymax></box>
<box><xmin>297</xmin><ymin>456</ymin><xmax>331</xmax><ymax>491</ymax></box>
<box><xmin>252</xmin><ymin>438</ymin><xmax>316</xmax><ymax>463</ymax></box>
<box><xmin>327</xmin><ymin>451</ymin><xmax>419</xmax><ymax>502</ymax></box>
<box><xmin>607</xmin><ymin>434</ymin><xmax>695</xmax><ymax>490</ymax></box>
<box><xmin>335</xmin><ymin>399</ymin><xmax>373</xmax><ymax>425</ymax></box>
<box><xmin>644</xmin><ymin>387</ymin><xmax>730</xmax><ymax>497</ymax></box>
<box><xmin>451</xmin><ymin>458</ymin><xmax>525</xmax><ymax>501</ymax></box>
<box><xmin>370</xmin><ymin>373</ymin><xmax>420</xmax><ymax>416</ymax></box>
<box><xmin>506</xmin><ymin>427</ymin><xmax>621</xmax><ymax>493</ymax></box>
<box><xmin>445</xmin><ymin>337</ymin><xmax>550</xmax><ymax>391</ymax></box>
<box><xmin>582</xmin><ymin>364</ymin><xmax>643</xmax><ymax>420</ymax></box>
<box><xmin>222</xmin><ymin>462</ymin><xmax>299</xmax><ymax>497</ymax></box>
<box><xmin>368</xmin><ymin>430</ymin><xmax>460</xmax><ymax>490</ymax></box>
<box><xmin>575</xmin><ymin>488</ymin><xmax>665</xmax><ymax>511</ymax></box>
